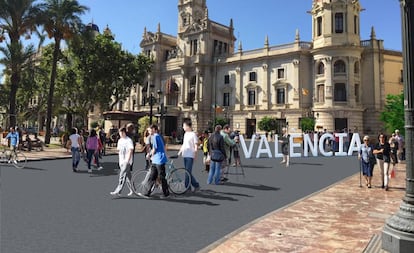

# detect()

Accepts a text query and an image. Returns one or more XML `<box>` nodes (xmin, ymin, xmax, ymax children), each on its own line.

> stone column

<box><xmin>382</xmin><ymin>1</ymin><xmax>414</xmax><ymax>252</ymax></box>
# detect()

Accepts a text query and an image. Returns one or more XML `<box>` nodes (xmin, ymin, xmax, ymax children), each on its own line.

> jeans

<box><xmin>146</xmin><ymin>164</ymin><xmax>169</xmax><ymax>197</ymax></box>
<box><xmin>376</xmin><ymin>158</ymin><xmax>390</xmax><ymax>187</ymax></box>
<box><xmin>71</xmin><ymin>147</ymin><xmax>80</xmax><ymax>169</ymax></box>
<box><xmin>208</xmin><ymin>161</ymin><xmax>222</xmax><ymax>185</ymax></box>
<box><xmin>184</xmin><ymin>157</ymin><xmax>200</xmax><ymax>188</ymax></box>
<box><xmin>113</xmin><ymin>162</ymin><xmax>133</xmax><ymax>194</ymax></box>
<box><xmin>86</xmin><ymin>149</ymin><xmax>97</xmax><ymax>170</ymax></box>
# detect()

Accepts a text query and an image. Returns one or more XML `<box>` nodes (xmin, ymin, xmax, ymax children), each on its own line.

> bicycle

<box><xmin>131</xmin><ymin>155</ymin><xmax>191</xmax><ymax>195</ymax></box>
<box><xmin>0</xmin><ymin>145</ymin><xmax>27</xmax><ymax>169</ymax></box>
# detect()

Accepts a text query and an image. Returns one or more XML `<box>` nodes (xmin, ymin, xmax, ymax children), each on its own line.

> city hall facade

<box><xmin>98</xmin><ymin>0</ymin><xmax>403</xmax><ymax>137</ymax></box>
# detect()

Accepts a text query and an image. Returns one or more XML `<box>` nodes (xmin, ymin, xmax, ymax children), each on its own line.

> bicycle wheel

<box><xmin>131</xmin><ymin>170</ymin><xmax>151</xmax><ymax>195</ymax></box>
<box><xmin>12</xmin><ymin>151</ymin><xmax>27</xmax><ymax>169</ymax></box>
<box><xmin>168</xmin><ymin>168</ymin><xmax>191</xmax><ymax>195</ymax></box>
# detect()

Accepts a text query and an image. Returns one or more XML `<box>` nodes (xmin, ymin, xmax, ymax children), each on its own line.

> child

<box><xmin>233</xmin><ymin>136</ymin><xmax>241</xmax><ymax>167</ymax></box>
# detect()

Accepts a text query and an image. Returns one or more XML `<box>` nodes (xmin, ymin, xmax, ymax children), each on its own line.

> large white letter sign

<box><xmin>303</xmin><ymin>133</ymin><xmax>318</xmax><ymax>157</ymax></box>
<box><xmin>335</xmin><ymin>133</ymin><xmax>348</xmax><ymax>156</ymax></box>
<box><xmin>239</xmin><ymin>134</ymin><xmax>255</xmax><ymax>159</ymax></box>
<box><xmin>289</xmin><ymin>133</ymin><xmax>303</xmax><ymax>158</ymax></box>
<box><xmin>347</xmin><ymin>133</ymin><xmax>361</xmax><ymax>156</ymax></box>
<box><xmin>273</xmin><ymin>135</ymin><xmax>283</xmax><ymax>158</ymax></box>
<box><xmin>319</xmin><ymin>133</ymin><xmax>334</xmax><ymax>157</ymax></box>
<box><xmin>256</xmin><ymin>135</ymin><xmax>272</xmax><ymax>158</ymax></box>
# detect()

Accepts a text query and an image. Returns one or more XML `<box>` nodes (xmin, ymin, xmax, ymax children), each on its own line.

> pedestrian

<box><xmin>202</xmin><ymin>130</ymin><xmax>210</xmax><ymax>172</ymax></box>
<box><xmin>220</xmin><ymin>124</ymin><xmax>235</xmax><ymax>182</ymax></box>
<box><xmin>68</xmin><ymin>128</ymin><xmax>82</xmax><ymax>172</ymax></box>
<box><xmin>143</xmin><ymin>127</ymin><xmax>152</xmax><ymax>170</ymax></box>
<box><xmin>358</xmin><ymin>135</ymin><xmax>375</xmax><ymax>188</ymax></box>
<box><xmin>178</xmin><ymin>119</ymin><xmax>200</xmax><ymax>192</ymax></box>
<box><xmin>232</xmin><ymin>136</ymin><xmax>241</xmax><ymax>167</ymax></box>
<box><xmin>279</xmin><ymin>127</ymin><xmax>290</xmax><ymax>167</ymax></box>
<box><xmin>389</xmin><ymin>133</ymin><xmax>399</xmax><ymax>178</ymax></box>
<box><xmin>139</xmin><ymin>124</ymin><xmax>170</xmax><ymax>199</ymax></box>
<box><xmin>98</xmin><ymin>127</ymin><xmax>106</xmax><ymax>157</ymax></box>
<box><xmin>86</xmin><ymin>129</ymin><xmax>103</xmax><ymax>173</ymax></box>
<box><xmin>207</xmin><ymin>125</ymin><xmax>226</xmax><ymax>185</ymax></box>
<box><xmin>5</xmin><ymin>126</ymin><xmax>19</xmax><ymax>163</ymax></box>
<box><xmin>373</xmin><ymin>133</ymin><xmax>391</xmax><ymax>190</ymax></box>
<box><xmin>126</xmin><ymin>123</ymin><xmax>136</xmax><ymax>171</ymax></box>
<box><xmin>110</xmin><ymin>127</ymin><xmax>134</xmax><ymax>197</ymax></box>
<box><xmin>394</xmin><ymin>129</ymin><xmax>404</xmax><ymax>162</ymax></box>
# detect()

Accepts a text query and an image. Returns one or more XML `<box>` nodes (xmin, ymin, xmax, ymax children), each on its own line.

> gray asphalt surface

<box><xmin>1</xmin><ymin>149</ymin><xmax>360</xmax><ymax>253</ymax></box>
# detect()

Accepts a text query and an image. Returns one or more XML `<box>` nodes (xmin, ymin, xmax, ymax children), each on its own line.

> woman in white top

<box><xmin>69</xmin><ymin>128</ymin><xmax>83</xmax><ymax>172</ymax></box>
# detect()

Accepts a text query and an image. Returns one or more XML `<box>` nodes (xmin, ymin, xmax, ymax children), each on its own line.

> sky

<box><xmin>0</xmin><ymin>0</ymin><xmax>404</xmax><ymax>79</ymax></box>
<box><xmin>77</xmin><ymin>0</ymin><xmax>403</xmax><ymax>53</ymax></box>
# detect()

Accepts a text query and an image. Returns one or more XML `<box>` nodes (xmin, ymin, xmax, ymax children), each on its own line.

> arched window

<box><xmin>334</xmin><ymin>60</ymin><xmax>346</xmax><ymax>74</ymax></box>
<box><xmin>317</xmin><ymin>62</ymin><xmax>325</xmax><ymax>75</ymax></box>
<box><xmin>354</xmin><ymin>61</ymin><xmax>360</xmax><ymax>74</ymax></box>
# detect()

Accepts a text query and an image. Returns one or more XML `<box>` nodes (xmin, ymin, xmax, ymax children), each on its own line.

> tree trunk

<box><xmin>66</xmin><ymin>112</ymin><xmax>73</xmax><ymax>131</ymax></box>
<box><xmin>45</xmin><ymin>39</ymin><xmax>61</xmax><ymax>144</ymax></box>
<box><xmin>9</xmin><ymin>39</ymin><xmax>21</xmax><ymax>128</ymax></box>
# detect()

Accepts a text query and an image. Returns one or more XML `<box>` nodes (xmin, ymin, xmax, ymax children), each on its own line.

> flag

<box><xmin>302</xmin><ymin>88</ymin><xmax>309</xmax><ymax>96</ymax></box>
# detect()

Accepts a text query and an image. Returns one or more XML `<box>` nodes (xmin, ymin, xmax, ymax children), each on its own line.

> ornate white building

<box><xmin>103</xmin><ymin>0</ymin><xmax>403</xmax><ymax>137</ymax></box>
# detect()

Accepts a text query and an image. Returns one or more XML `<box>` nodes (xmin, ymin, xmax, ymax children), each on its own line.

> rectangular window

<box><xmin>400</xmin><ymin>69</ymin><xmax>404</xmax><ymax>83</ymax></box>
<box><xmin>334</xmin><ymin>83</ymin><xmax>347</xmax><ymax>101</ymax></box>
<box><xmin>317</xmin><ymin>16</ymin><xmax>322</xmax><ymax>36</ymax></box>
<box><xmin>191</xmin><ymin>39</ymin><xmax>198</xmax><ymax>55</ymax></box>
<box><xmin>248</xmin><ymin>90</ymin><xmax>256</xmax><ymax>105</ymax></box>
<box><xmin>223</xmin><ymin>93</ymin><xmax>230</xmax><ymax>106</ymax></box>
<box><xmin>249</xmin><ymin>72</ymin><xmax>257</xmax><ymax>82</ymax></box>
<box><xmin>335</xmin><ymin>13</ymin><xmax>344</xmax><ymax>33</ymax></box>
<box><xmin>276</xmin><ymin>88</ymin><xmax>285</xmax><ymax>104</ymax></box>
<box><xmin>354</xmin><ymin>15</ymin><xmax>358</xmax><ymax>34</ymax></box>
<box><xmin>224</xmin><ymin>74</ymin><xmax>230</xmax><ymax>84</ymax></box>
<box><xmin>355</xmin><ymin>84</ymin><xmax>360</xmax><ymax>103</ymax></box>
<box><xmin>317</xmin><ymin>84</ymin><xmax>325</xmax><ymax>103</ymax></box>
<box><xmin>277</xmin><ymin>68</ymin><xmax>285</xmax><ymax>79</ymax></box>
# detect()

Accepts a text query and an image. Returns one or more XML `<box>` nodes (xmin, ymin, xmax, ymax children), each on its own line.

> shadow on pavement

<box><xmin>21</xmin><ymin>166</ymin><xmax>48</xmax><ymax>171</ymax></box>
<box><xmin>241</xmin><ymin>164</ymin><xmax>273</xmax><ymax>169</ymax></box>
<box><xmin>223</xmin><ymin>182</ymin><xmax>280</xmax><ymax>191</ymax></box>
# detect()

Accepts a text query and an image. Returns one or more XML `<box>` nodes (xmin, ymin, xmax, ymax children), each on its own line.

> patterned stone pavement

<box><xmin>201</xmin><ymin>163</ymin><xmax>407</xmax><ymax>253</ymax></box>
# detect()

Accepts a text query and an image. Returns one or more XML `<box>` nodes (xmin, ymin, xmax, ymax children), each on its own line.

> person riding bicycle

<box><xmin>5</xmin><ymin>126</ymin><xmax>19</xmax><ymax>162</ymax></box>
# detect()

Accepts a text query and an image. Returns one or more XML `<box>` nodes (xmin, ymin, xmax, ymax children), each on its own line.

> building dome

<box><xmin>86</xmin><ymin>22</ymin><xmax>100</xmax><ymax>33</ymax></box>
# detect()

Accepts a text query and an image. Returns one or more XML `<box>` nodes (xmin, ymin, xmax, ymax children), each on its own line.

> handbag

<box><xmin>369</xmin><ymin>154</ymin><xmax>376</xmax><ymax>165</ymax></box>
<box><xmin>211</xmin><ymin>150</ymin><xmax>225</xmax><ymax>162</ymax></box>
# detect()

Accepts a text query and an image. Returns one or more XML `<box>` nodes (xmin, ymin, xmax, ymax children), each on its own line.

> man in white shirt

<box><xmin>110</xmin><ymin>127</ymin><xmax>134</xmax><ymax>197</ymax></box>
<box><xmin>178</xmin><ymin>119</ymin><xmax>200</xmax><ymax>192</ymax></box>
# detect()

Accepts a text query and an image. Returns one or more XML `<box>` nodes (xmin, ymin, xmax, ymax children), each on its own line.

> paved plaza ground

<box><xmin>1</xmin><ymin>144</ymin><xmax>406</xmax><ymax>252</ymax></box>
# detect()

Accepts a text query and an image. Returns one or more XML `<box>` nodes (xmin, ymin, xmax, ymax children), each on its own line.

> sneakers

<box><xmin>127</xmin><ymin>191</ymin><xmax>135</xmax><ymax>197</ymax></box>
<box><xmin>280</xmin><ymin>160</ymin><xmax>286</xmax><ymax>164</ymax></box>
<box><xmin>192</xmin><ymin>186</ymin><xmax>200</xmax><ymax>193</ymax></box>
<box><xmin>72</xmin><ymin>167</ymin><xmax>78</xmax><ymax>172</ymax></box>
<box><xmin>88</xmin><ymin>169</ymin><xmax>92</xmax><ymax>173</ymax></box>
<box><xmin>110</xmin><ymin>191</ymin><xmax>121</xmax><ymax>197</ymax></box>
<box><xmin>137</xmin><ymin>192</ymin><xmax>151</xmax><ymax>199</ymax></box>
<box><xmin>13</xmin><ymin>160</ymin><xmax>18</xmax><ymax>165</ymax></box>
<box><xmin>97</xmin><ymin>166</ymin><xmax>103</xmax><ymax>171</ymax></box>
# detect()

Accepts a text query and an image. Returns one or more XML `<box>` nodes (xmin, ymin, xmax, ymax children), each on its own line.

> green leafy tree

<box><xmin>380</xmin><ymin>93</ymin><xmax>405</xmax><ymax>136</ymax></box>
<box><xmin>300</xmin><ymin>117</ymin><xmax>315</xmax><ymax>132</ymax></box>
<box><xmin>0</xmin><ymin>0</ymin><xmax>43</xmax><ymax>127</ymax></box>
<box><xmin>42</xmin><ymin>0</ymin><xmax>89</xmax><ymax>144</ymax></box>
<box><xmin>258</xmin><ymin>116</ymin><xmax>276</xmax><ymax>133</ymax></box>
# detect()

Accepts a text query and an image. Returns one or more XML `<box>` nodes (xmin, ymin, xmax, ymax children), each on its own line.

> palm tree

<box><xmin>42</xmin><ymin>0</ymin><xmax>88</xmax><ymax>144</ymax></box>
<box><xmin>0</xmin><ymin>0</ymin><xmax>43</xmax><ymax>128</ymax></box>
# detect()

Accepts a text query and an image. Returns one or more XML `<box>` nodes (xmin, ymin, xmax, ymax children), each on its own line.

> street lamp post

<box><xmin>149</xmin><ymin>93</ymin><xmax>155</xmax><ymax>125</ymax></box>
<box><xmin>382</xmin><ymin>1</ymin><xmax>414</xmax><ymax>252</ymax></box>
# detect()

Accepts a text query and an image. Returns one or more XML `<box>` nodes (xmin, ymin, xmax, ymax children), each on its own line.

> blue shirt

<box><xmin>151</xmin><ymin>133</ymin><xmax>167</xmax><ymax>165</ymax></box>
<box><xmin>359</xmin><ymin>144</ymin><xmax>373</xmax><ymax>163</ymax></box>
<box><xmin>6</xmin><ymin>131</ymin><xmax>19</xmax><ymax>147</ymax></box>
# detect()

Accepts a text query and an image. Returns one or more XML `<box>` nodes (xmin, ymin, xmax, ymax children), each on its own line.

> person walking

<box><xmin>110</xmin><ymin>127</ymin><xmax>134</xmax><ymax>197</ymax></box>
<box><xmin>69</xmin><ymin>128</ymin><xmax>82</xmax><ymax>172</ymax></box>
<box><xmin>143</xmin><ymin>127</ymin><xmax>152</xmax><ymax>170</ymax></box>
<box><xmin>207</xmin><ymin>125</ymin><xmax>226</xmax><ymax>185</ymax></box>
<box><xmin>220</xmin><ymin>124</ymin><xmax>235</xmax><ymax>182</ymax></box>
<box><xmin>389</xmin><ymin>133</ymin><xmax>399</xmax><ymax>179</ymax></box>
<box><xmin>86</xmin><ymin>129</ymin><xmax>103</xmax><ymax>173</ymax></box>
<box><xmin>5</xmin><ymin>126</ymin><xmax>19</xmax><ymax>163</ymax></box>
<box><xmin>126</xmin><ymin>123</ymin><xmax>136</xmax><ymax>172</ymax></box>
<box><xmin>358</xmin><ymin>135</ymin><xmax>375</xmax><ymax>188</ymax></box>
<box><xmin>178</xmin><ymin>119</ymin><xmax>200</xmax><ymax>192</ymax></box>
<box><xmin>373</xmin><ymin>133</ymin><xmax>391</xmax><ymax>190</ymax></box>
<box><xmin>394</xmin><ymin>129</ymin><xmax>404</xmax><ymax>162</ymax></box>
<box><xmin>139</xmin><ymin>124</ymin><xmax>170</xmax><ymax>199</ymax></box>
<box><xmin>202</xmin><ymin>130</ymin><xmax>210</xmax><ymax>172</ymax></box>
<box><xmin>279</xmin><ymin>127</ymin><xmax>290</xmax><ymax>167</ymax></box>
